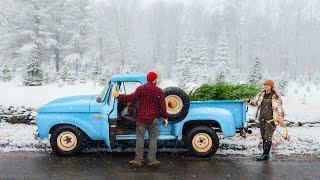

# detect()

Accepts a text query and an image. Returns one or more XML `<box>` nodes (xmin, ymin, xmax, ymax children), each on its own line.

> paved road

<box><xmin>0</xmin><ymin>152</ymin><xmax>319</xmax><ymax>180</ymax></box>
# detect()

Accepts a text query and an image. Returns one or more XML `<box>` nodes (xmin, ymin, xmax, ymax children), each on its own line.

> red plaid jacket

<box><xmin>118</xmin><ymin>82</ymin><xmax>168</xmax><ymax>123</ymax></box>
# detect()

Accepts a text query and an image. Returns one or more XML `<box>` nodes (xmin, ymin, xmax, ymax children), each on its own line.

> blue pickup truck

<box><xmin>36</xmin><ymin>73</ymin><xmax>250</xmax><ymax>157</ymax></box>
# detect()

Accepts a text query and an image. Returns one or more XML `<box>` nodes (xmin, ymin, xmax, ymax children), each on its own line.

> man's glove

<box><xmin>112</xmin><ymin>90</ymin><xmax>120</xmax><ymax>98</ymax></box>
<box><xmin>162</xmin><ymin>118</ymin><xmax>168</xmax><ymax>127</ymax></box>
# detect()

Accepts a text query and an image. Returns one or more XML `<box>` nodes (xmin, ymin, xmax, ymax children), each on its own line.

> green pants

<box><xmin>135</xmin><ymin>118</ymin><xmax>158</xmax><ymax>162</ymax></box>
<box><xmin>259</xmin><ymin>118</ymin><xmax>276</xmax><ymax>141</ymax></box>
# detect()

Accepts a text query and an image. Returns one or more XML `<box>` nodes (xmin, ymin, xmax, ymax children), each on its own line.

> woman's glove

<box><xmin>276</xmin><ymin>118</ymin><xmax>284</xmax><ymax>126</ymax></box>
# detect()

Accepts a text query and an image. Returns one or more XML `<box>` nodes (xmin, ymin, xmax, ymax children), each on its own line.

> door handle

<box><xmin>91</xmin><ymin>114</ymin><xmax>102</xmax><ymax>119</ymax></box>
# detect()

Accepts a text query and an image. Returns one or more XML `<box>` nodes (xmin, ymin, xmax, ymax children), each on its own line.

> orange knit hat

<box><xmin>264</xmin><ymin>79</ymin><xmax>275</xmax><ymax>89</ymax></box>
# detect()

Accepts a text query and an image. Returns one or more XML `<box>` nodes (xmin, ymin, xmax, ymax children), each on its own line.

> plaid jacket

<box><xmin>118</xmin><ymin>82</ymin><xmax>168</xmax><ymax>123</ymax></box>
<box><xmin>249</xmin><ymin>91</ymin><xmax>285</xmax><ymax>121</ymax></box>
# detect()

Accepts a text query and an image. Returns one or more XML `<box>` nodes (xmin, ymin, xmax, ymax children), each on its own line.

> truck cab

<box><xmin>36</xmin><ymin>73</ymin><xmax>248</xmax><ymax>157</ymax></box>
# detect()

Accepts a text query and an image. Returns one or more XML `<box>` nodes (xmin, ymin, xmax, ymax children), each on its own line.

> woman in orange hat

<box><xmin>247</xmin><ymin>79</ymin><xmax>285</xmax><ymax>161</ymax></box>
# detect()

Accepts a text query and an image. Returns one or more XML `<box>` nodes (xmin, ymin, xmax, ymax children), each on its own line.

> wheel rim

<box><xmin>165</xmin><ymin>95</ymin><xmax>183</xmax><ymax>114</ymax></box>
<box><xmin>57</xmin><ymin>131</ymin><xmax>77</xmax><ymax>151</ymax></box>
<box><xmin>192</xmin><ymin>133</ymin><xmax>213</xmax><ymax>153</ymax></box>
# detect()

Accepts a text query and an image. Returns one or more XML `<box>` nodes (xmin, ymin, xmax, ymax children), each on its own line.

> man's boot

<box><xmin>256</xmin><ymin>140</ymin><xmax>271</xmax><ymax>161</ymax></box>
<box><xmin>129</xmin><ymin>159</ymin><xmax>143</xmax><ymax>167</ymax></box>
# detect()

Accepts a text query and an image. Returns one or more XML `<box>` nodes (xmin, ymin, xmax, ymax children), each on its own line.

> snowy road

<box><xmin>0</xmin><ymin>152</ymin><xmax>319</xmax><ymax>179</ymax></box>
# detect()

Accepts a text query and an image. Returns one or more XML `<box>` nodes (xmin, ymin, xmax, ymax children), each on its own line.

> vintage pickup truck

<box><xmin>36</xmin><ymin>73</ymin><xmax>250</xmax><ymax>157</ymax></box>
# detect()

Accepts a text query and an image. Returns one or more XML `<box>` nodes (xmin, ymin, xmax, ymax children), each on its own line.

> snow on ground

<box><xmin>281</xmin><ymin>82</ymin><xmax>320</xmax><ymax>123</ymax></box>
<box><xmin>0</xmin><ymin>122</ymin><xmax>49</xmax><ymax>152</ymax></box>
<box><xmin>0</xmin><ymin>81</ymin><xmax>103</xmax><ymax>108</ymax></box>
<box><xmin>219</xmin><ymin>127</ymin><xmax>320</xmax><ymax>155</ymax></box>
<box><xmin>0</xmin><ymin>121</ymin><xmax>319</xmax><ymax>155</ymax></box>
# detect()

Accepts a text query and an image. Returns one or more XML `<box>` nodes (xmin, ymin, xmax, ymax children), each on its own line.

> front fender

<box><xmin>36</xmin><ymin>113</ymin><xmax>106</xmax><ymax>141</ymax></box>
<box><xmin>175</xmin><ymin>107</ymin><xmax>236</xmax><ymax>139</ymax></box>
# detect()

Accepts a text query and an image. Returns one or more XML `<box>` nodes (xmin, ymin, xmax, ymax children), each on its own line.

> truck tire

<box><xmin>50</xmin><ymin>125</ymin><xmax>86</xmax><ymax>156</ymax></box>
<box><xmin>186</xmin><ymin>126</ymin><xmax>219</xmax><ymax>158</ymax></box>
<box><xmin>164</xmin><ymin>87</ymin><xmax>190</xmax><ymax>122</ymax></box>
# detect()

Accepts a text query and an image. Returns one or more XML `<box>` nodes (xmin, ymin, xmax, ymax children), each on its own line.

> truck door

<box><xmin>101</xmin><ymin>82</ymin><xmax>118</xmax><ymax>149</ymax></box>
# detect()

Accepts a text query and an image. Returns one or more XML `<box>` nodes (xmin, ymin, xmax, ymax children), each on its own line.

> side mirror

<box><xmin>96</xmin><ymin>96</ymin><xmax>102</xmax><ymax>103</ymax></box>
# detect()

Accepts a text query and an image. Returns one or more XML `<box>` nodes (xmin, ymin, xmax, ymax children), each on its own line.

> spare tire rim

<box><xmin>57</xmin><ymin>131</ymin><xmax>77</xmax><ymax>151</ymax></box>
<box><xmin>192</xmin><ymin>133</ymin><xmax>213</xmax><ymax>153</ymax></box>
<box><xmin>165</xmin><ymin>95</ymin><xmax>183</xmax><ymax>114</ymax></box>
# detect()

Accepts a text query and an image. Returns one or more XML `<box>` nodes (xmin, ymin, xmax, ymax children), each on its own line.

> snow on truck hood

<box><xmin>38</xmin><ymin>95</ymin><xmax>98</xmax><ymax>113</ymax></box>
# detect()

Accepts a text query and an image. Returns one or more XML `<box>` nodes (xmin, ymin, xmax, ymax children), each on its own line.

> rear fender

<box><xmin>175</xmin><ymin>107</ymin><xmax>236</xmax><ymax>139</ymax></box>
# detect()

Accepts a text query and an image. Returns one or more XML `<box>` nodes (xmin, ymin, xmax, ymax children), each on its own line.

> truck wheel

<box><xmin>164</xmin><ymin>87</ymin><xmax>190</xmax><ymax>122</ymax></box>
<box><xmin>186</xmin><ymin>126</ymin><xmax>219</xmax><ymax>158</ymax></box>
<box><xmin>50</xmin><ymin>125</ymin><xmax>86</xmax><ymax>156</ymax></box>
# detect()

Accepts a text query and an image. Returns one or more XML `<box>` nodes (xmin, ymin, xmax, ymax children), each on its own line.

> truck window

<box><xmin>108</xmin><ymin>84</ymin><xmax>116</xmax><ymax>105</ymax></box>
<box><xmin>120</xmin><ymin>82</ymin><xmax>141</xmax><ymax>95</ymax></box>
<box><xmin>98</xmin><ymin>81</ymin><xmax>110</xmax><ymax>102</ymax></box>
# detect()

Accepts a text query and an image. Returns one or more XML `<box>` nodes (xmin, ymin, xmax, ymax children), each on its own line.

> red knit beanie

<box><xmin>147</xmin><ymin>71</ymin><xmax>158</xmax><ymax>82</ymax></box>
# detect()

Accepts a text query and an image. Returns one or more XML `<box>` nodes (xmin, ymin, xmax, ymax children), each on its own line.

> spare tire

<box><xmin>164</xmin><ymin>87</ymin><xmax>190</xmax><ymax>122</ymax></box>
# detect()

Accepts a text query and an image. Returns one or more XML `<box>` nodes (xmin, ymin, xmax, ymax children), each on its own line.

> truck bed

<box><xmin>190</xmin><ymin>100</ymin><xmax>247</xmax><ymax>128</ymax></box>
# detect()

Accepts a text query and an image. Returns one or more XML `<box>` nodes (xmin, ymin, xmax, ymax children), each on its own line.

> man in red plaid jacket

<box><xmin>113</xmin><ymin>71</ymin><xmax>168</xmax><ymax>167</ymax></box>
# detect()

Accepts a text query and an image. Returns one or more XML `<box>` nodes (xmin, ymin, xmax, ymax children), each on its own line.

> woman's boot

<box><xmin>256</xmin><ymin>140</ymin><xmax>271</xmax><ymax>161</ymax></box>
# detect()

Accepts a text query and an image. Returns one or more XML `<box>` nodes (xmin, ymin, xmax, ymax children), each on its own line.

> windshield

<box><xmin>98</xmin><ymin>81</ymin><xmax>110</xmax><ymax>102</ymax></box>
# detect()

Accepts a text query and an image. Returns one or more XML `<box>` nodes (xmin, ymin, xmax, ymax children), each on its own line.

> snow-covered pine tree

<box><xmin>313</xmin><ymin>72</ymin><xmax>320</xmax><ymax>86</ymax></box>
<box><xmin>154</xmin><ymin>61</ymin><xmax>167</xmax><ymax>83</ymax></box>
<box><xmin>297</xmin><ymin>73</ymin><xmax>309</xmax><ymax>87</ymax></box>
<box><xmin>1</xmin><ymin>64</ymin><xmax>13</xmax><ymax>82</ymax></box>
<box><xmin>277</xmin><ymin>72</ymin><xmax>290</xmax><ymax>96</ymax></box>
<box><xmin>42</xmin><ymin>71</ymin><xmax>50</xmax><ymax>84</ymax></box>
<box><xmin>65</xmin><ymin>0</ymin><xmax>93</xmax><ymax>74</ymax></box>
<box><xmin>79</xmin><ymin>72</ymin><xmax>87</xmax><ymax>84</ymax></box>
<box><xmin>213</xmin><ymin>29</ymin><xmax>231</xmax><ymax>82</ymax></box>
<box><xmin>60</xmin><ymin>66</ymin><xmax>69</xmax><ymax>82</ymax></box>
<box><xmin>192</xmin><ymin>39</ymin><xmax>210</xmax><ymax>84</ymax></box>
<box><xmin>120</xmin><ymin>41</ymin><xmax>139</xmax><ymax>74</ymax></box>
<box><xmin>66</xmin><ymin>73</ymin><xmax>76</xmax><ymax>85</ymax></box>
<box><xmin>99</xmin><ymin>67</ymin><xmax>111</xmax><ymax>86</ymax></box>
<box><xmin>123</xmin><ymin>61</ymin><xmax>138</xmax><ymax>73</ymax></box>
<box><xmin>247</xmin><ymin>57</ymin><xmax>263</xmax><ymax>84</ymax></box>
<box><xmin>92</xmin><ymin>62</ymin><xmax>102</xmax><ymax>84</ymax></box>
<box><xmin>23</xmin><ymin>48</ymin><xmax>44</xmax><ymax>86</ymax></box>
<box><xmin>172</xmin><ymin>33</ymin><xmax>195</xmax><ymax>91</ymax></box>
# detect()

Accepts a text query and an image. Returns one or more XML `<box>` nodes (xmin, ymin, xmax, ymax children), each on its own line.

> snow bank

<box><xmin>0</xmin><ymin>122</ymin><xmax>49</xmax><ymax>152</ymax></box>
<box><xmin>0</xmin><ymin>81</ymin><xmax>103</xmax><ymax>108</ymax></box>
